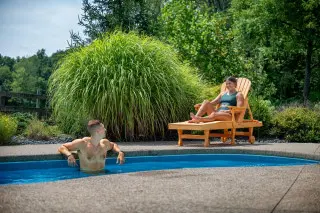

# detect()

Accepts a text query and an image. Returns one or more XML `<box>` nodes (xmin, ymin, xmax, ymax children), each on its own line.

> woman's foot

<box><xmin>188</xmin><ymin>118</ymin><xmax>201</xmax><ymax>123</ymax></box>
<box><xmin>190</xmin><ymin>112</ymin><xmax>200</xmax><ymax>120</ymax></box>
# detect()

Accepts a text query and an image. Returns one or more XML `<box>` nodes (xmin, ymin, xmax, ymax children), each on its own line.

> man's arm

<box><xmin>58</xmin><ymin>139</ymin><xmax>85</xmax><ymax>157</ymax></box>
<box><xmin>110</xmin><ymin>142</ymin><xmax>122</xmax><ymax>152</ymax></box>
<box><xmin>103</xmin><ymin>140</ymin><xmax>125</xmax><ymax>164</ymax></box>
<box><xmin>58</xmin><ymin>139</ymin><xmax>85</xmax><ymax>167</ymax></box>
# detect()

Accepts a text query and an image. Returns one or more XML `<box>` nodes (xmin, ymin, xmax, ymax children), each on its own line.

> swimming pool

<box><xmin>0</xmin><ymin>154</ymin><xmax>318</xmax><ymax>185</ymax></box>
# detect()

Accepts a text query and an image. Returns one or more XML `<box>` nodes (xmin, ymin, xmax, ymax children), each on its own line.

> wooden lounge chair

<box><xmin>168</xmin><ymin>78</ymin><xmax>263</xmax><ymax>147</ymax></box>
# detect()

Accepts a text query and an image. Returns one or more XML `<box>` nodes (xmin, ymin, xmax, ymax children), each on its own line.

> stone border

<box><xmin>1</xmin><ymin>148</ymin><xmax>319</xmax><ymax>162</ymax></box>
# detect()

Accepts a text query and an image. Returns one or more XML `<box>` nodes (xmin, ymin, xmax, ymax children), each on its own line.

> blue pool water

<box><xmin>0</xmin><ymin>154</ymin><xmax>318</xmax><ymax>185</ymax></box>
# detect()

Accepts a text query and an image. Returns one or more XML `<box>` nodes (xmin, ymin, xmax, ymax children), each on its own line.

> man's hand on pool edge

<box><xmin>67</xmin><ymin>155</ymin><xmax>78</xmax><ymax>167</ymax></box>
<box><xmin>117</xmin><ymin>152</ymin><xmax>125</xmax><ymax>164</ymax></box>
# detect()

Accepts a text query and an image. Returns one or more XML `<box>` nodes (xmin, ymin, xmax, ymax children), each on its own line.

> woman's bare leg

<box><xmin>209</xmin><ymin>112</ymin><xmax>232</xmax><ymax>121</ymax></box>
<box><xmin>188</xmin><ymin>111</ymin><xmax>231</xmax><ymax>123</ymax></box>
<box><xmin>190</xmin><ymin>100</ymin><xmax>215</xmax><ymax>119</ymax></box>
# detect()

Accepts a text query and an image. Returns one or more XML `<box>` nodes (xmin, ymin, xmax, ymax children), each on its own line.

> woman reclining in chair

<box><xmin>189</xmin><ymin>76</ymin><xmax>244</xmax><ymax>123</ymax></box>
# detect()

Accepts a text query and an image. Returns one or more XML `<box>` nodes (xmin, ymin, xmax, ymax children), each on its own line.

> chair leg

<box><xmin>204</xmin><ymin>130</ymin><xmax>210</xmax><ymax>147</ymax></box>
<box><xmin>231</xmin><ymin>128</ymin><xmax>236</xmax><ymax>145</ymax></box>
<box><xmin>221</xmin><ymin>129</ymin><xmax>228</xmax><ymax>142</ymax></box>
<box><xmin>178</xmin><ymin>129</ymin><xmax>183</xmax><ymax>146</ymax></box>
<box><xmin>248</xmin><ymin>128</ymin><xmax>255</xmax><ymax>144</ymax></box>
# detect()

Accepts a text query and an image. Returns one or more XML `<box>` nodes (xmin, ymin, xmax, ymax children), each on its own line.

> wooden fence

<box><xmin>0</xmin><ymin>91</ymin><xmax>50</xmax><ymax>117</ymax></box>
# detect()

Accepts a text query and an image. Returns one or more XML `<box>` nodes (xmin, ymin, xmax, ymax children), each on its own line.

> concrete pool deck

<box><xmin>1</xmin><ymin>141</ymin><xmax>320</xmax><ymax>213</ymax></box>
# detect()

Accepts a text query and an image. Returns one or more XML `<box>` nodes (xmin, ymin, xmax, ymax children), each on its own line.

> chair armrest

<box><xmin>227</xmin><ymin>106</ymin><xmax>246</xmax><ymax>123</ymax></box>
<box><xmin>194</xmin><ymin>104</ymin><xmax>202</xmax><ymax>111</ymax></box>
<box><xmin>228</xmin><ymin>106</ymin><xmax>247</xmax><ymax>112</ymax></box>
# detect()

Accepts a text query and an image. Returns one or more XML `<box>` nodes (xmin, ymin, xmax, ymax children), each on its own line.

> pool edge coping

<box><xmin>1</xmin><ymin>148</ymin><xmax>319</xmax><ymax>162</ymax></box>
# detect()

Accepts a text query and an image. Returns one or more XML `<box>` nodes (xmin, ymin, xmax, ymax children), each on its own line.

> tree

<box><xmin>50</xmin><ymin>50</ymin><xmax>69</xmax><ymax>70</ymax></box>
<box><xmin>0</xmin><ymin>54</ymin><xmax>15</xmax><ymax>71</ymax></box>
<box><xmin>0</xmin><ymin>49</ymin><xmax>69</xmax><ymax>95</ymax></box>
<box><xmin>11</xmin><ymin>66</ymin><xmax>38</xmax><ymax>93</ymax></box>
<box><xmin>36</xmin><ymin>49</ymin><xmax>52</xmax><ymax>82</ymax></box>
<box><xmin>0</xmin><ymin>65</ymin><xmax>12</xmax><ymax>91</ymax></box>
<box><xmin>159</xmin><ymin>1</ymin><xmax>244</xmax><ymax>82</ymax></box>
<box><xmin>70</xmin><ymin>0</ymin><xmax>164</xmax><ymax>47</ymax></box>
<box><xmin>10</xmin><ymin>49</ymin><xmax>51</xmax><ymax>94</ymax></box>
<box><xmin>196</xmin><ymin>0</ymin><xmax>231</xmax><ymax>12</ymax></box>
<box><xmin>231</xmin><ymin>0</ymin><xmax>320</xmax><ymax>104</ymax></box>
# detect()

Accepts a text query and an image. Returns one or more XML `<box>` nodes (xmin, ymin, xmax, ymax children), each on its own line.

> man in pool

<box><xmin>58</xmin><ymin>120</ymin><xmax>125</xmax><ymax>172</ymax></box>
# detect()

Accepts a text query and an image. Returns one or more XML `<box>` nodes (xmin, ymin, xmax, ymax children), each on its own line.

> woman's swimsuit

<box><xmin>217</xmin><ymin>92</ymin><xmax>238</xmax><ymax>111</ymax></box>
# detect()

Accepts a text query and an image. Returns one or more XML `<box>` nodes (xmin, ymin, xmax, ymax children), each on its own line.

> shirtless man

<box><xmin>58</xmin><ymin>120</ymin><xmax>125</xmax><ymax>172</ymax></box>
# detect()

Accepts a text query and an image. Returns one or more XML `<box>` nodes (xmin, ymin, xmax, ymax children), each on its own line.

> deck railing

<box><xmin>0</xmin><ymin>90</ymin><xmax>50</xmax><ymax>117</ymax></box>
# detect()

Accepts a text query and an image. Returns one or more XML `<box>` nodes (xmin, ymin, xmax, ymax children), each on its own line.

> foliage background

<box><xmin>1</xmin><ymin>0</ymin><xmax>319</xmax><ymax>142</ymax></box>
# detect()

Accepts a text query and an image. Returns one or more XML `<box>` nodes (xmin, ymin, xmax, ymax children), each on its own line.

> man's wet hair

<box><xmin>87</xmin><ymin>120</ymin><xmax>102</xmax><ymax>134</ymax></box>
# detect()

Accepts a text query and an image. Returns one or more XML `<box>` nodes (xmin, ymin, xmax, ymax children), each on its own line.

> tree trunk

<box><xmin>303</xmin><ymin>39</ymin><xmax>312</xmax><ymax>107</ymax></box>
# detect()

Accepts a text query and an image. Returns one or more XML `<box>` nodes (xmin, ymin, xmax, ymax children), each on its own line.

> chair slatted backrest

<box><xmin>219</xmin><ymin>78</ymin><xmax>252</xmax><ymax>122</ymax></box>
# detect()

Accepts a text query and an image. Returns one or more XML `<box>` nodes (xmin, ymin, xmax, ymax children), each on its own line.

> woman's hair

<box><xmin>225</xmin><ymin>76</ymin><xmax>237</xmax><ymax>84</ymax></box>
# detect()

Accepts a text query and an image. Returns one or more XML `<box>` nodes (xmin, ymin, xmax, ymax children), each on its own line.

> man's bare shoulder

<box><xmin>70</xmin><ymin>138</ymin><xmax>86</xmax><ymax>144</ymax></box>
<box><xmin>101</xmin><ymin>139</ymin><xmax>113</xmax><ymax>150</ymax></box>
<box><xmin>82</xmin><ymin>137</ymin><xmax>91</xmax><ymax>142</ymax></box>
<box><xmin>101</xmin><ymin>138</ymin><xmax>111</xmax><ymax>144</ymax></box>
<box><xmin>61</xmin><ymin>138</ymin><xmax>86</xmax><ymax>151</ymax></box>
<box><xmin>64</xmin><ymin>138</ymin><xmax>86</xmax><ymax>144</ymax></box>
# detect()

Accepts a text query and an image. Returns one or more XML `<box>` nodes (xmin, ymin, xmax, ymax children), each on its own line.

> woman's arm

<box><xmin>236</xmin><ymin>92</ymin><xmax>244</xmax><ymax>107</ymax></box>
<box><xmin>210</xmin><ymin>93</ymin><xmax>223</xmax><ymax>105</ymax></box>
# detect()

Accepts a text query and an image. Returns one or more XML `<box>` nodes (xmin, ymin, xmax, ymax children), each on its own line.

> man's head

<box><xmin>87</xmin><ymin>120</ymin><xmax>105</xmax><ymax>137</ymax></box>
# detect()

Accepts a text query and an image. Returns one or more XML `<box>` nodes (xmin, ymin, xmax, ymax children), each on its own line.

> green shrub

<box><xmin>309</xmin><ymin>91</ymin><xmax>320</xmax><ymax>102</ymax></box>
<box><xmin>270</xmin><ymin>107</ymin><xmax>320</xmax><ymax>142</ymax></box>
<box><xmin>0</xmin><ymin>113</ymin><xmax>18</xmax><ymax>145</ymax></box>
<box><xmin>248</xmin><ymin>96</ymin><xmax>275</xmax><ymax>136</ymax></box>
<box><xmin>313</xmin><ymin>102</ymin><xmax>320</xmax><ymax>112</ymax></box>
<box><xmin>198</xmin><ymin>84</ymin><xmax>221</xmax><ymax>102</ymax></box>
<box><xmin>274</xmin><ymin>100</ymin><xmax>304</xmax><ymax>111</ymax></box>
<box><xmin>11</xmin><ymin>112</ymin><xmax>34</xmax><ymax>134</ymax></box>
<box><xmin>48</xmin><ymin>31</ymin><xmax>203</xmax><ymax>140</ymax></box>
<box><xmin>24</xmin><ymin>119</ymin><xmax>62</xmax><ymax>140</ymax></box>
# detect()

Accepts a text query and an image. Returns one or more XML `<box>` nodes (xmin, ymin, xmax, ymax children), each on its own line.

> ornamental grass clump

<box><xmin>49</xmin><ymin>31</ymin><xmax>202</xmax><ymax>140</ymax></box>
